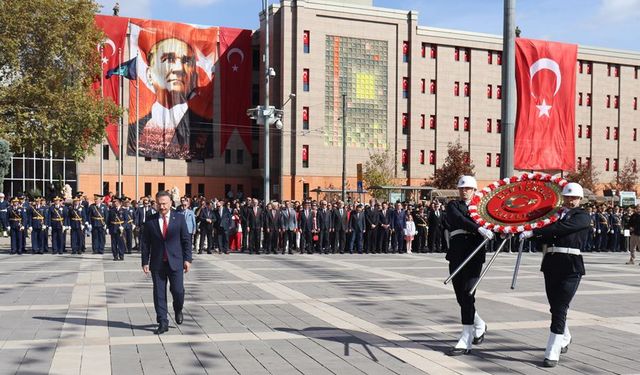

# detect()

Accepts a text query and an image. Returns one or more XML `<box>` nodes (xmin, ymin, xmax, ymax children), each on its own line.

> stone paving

<box><xmin>1</xmin><ymin>239</ymin><xmax>640</xmax><ymax>374</ymax></box>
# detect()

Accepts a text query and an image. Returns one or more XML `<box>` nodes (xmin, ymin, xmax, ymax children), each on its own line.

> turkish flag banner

<box><xmin>514</xmin><ymin>38</ymin><xmax>577</xmax><ymax>171</ymax></box>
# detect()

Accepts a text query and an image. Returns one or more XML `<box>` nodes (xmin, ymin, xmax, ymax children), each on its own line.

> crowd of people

<box><xmin>1</xmin><ymin>191</ymin><xmax>639</xmax><ymax>264</ymax></box>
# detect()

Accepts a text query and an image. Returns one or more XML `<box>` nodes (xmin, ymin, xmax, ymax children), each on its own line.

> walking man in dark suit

<box><xmin>141</xmin><ymin>191</ymin><xmax>193</xmax><ymax>335</ymax></box>
<box><xmin>349</xmin><ymin>204</ymin><xmax>366</xmax><ymax>253</ymax></box>
<box><xmin>332</xmin><ymin>201</ymin><xmax>348</xmax><ymax>254</ymax></box>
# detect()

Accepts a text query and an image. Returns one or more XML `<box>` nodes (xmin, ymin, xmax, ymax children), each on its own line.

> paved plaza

<box><xmin>1</xmin><ymin>241</ymin><xmax>640</xmax><ymax>375</ymax></box>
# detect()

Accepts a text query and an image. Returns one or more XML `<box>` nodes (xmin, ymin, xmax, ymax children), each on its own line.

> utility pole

<box><xmin>341</xmin><ymin>94</ymin><xmax>347</xmax><ymax>202</ymax></box>
<box><xmin>263</xmin><ymin>0</ymin><xmax>270</xmax><ymax>204</ymax></box>
<box><xmin>500</xmin><ymin>0</ymin><xmax>516</xmax><ymax>179</ymax></box>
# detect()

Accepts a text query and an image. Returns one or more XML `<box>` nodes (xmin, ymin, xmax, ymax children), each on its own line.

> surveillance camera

<box><xmin>268</xmin><ymin>67</ymin><xmax>276</xmax><ymax>77</ymax></box>
<box><xmin>274</xmin><ymin>119</ymin><xmax>283</xmax><ymax>130</ymax></box>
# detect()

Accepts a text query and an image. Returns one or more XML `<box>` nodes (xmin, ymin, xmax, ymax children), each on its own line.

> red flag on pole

<box><xmin>514</xmin><ymin>38</ymin><xmax>577</xmax><ymax>171</ymax></box>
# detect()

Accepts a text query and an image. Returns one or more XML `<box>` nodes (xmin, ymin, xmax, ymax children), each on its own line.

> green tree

<box><xmin>565</xmin><ymin>162</ymin><xmax>599</xmax><ymax>192</ymax></box>
<box><xmin>363</xmin><ymin>149</ymin><xmax>395</xmax><ymax>200</ymax></box>
<box><xmin>606</xmin><ymin>159</ymin><xmax>638</xmax><ymax>193</ymax></box>
<box><xmin>432</xmin><ymin>142</ymin><xmax>475</xmax><ymax>189</ymax></box>
<box><xmin>0</xmin><ymin>0</ymin><xmax>119</xmax><ymax>160</ymax></box>
<box><xmin>0</xmin><ymin>139</ymin><xmax>13</xmax><ymax>187</ymax></box>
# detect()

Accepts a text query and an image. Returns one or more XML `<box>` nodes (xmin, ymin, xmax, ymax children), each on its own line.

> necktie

<box><xmin>162</xmin><ymin>215</ymin><xmax>168</xmax><ymax>261</ymax></box>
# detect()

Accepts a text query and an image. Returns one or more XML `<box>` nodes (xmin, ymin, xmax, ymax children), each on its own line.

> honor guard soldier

<box><xmin>49</xmin><ymin>196</ymin><xmax>69</xmax><ymax>254</ymax></box>
<box><xmin>414</xmin><ymin>205</ymin><xmax>428</xmax><ymax>253</ymax></box>
<box><xmin>594</xmin><ymin>205</ymin><xmax>609</xmax><ymax>251</ymax></box>
<box><xmin>69</xmin><ymin>197</ymin><xmax>88</xmax><ymax>255</ymax></box>
<box><xmin>8</xmin><ymin>197</ymin><xmax>27</xmax><ymax>254</ymax></box>
<box><xmin>29</xmin><ymin>198</ymin><xmax>49</xmax><ymax>254</ymax></box>
<box><xmin>445</xmin><ymin>176</ymin><xmax>493</xmax><ymax>356</ymax></box>
<box><xmin>123</xmin><ymin>197</ymin><xmax>135</xmax><ymax>253</ymax></box>
<box><xmin>90</xmin><ymin>194</ymin><xmax>108</xmax><ymax>254</ymax></box>
<box><xmin>109</xmin><ymin>197</ymin><xmax>128</xmax><ymax>260</ymax></box>
<box><xmin>0</xmin><ymin>192</ymin><xmax>9</xmax><ymax>237</ymax></box>
<box><xmin>520</xmin><ymin>182</ymin><xmax>588</xmax><ymax>367</ymax></box>
<box><xmin>608</xmin><ymin>206</ymin><xmax>622</xmax><ymax>252</ymax></box>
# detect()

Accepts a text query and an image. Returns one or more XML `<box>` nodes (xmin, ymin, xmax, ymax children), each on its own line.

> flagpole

<box><xmin>135</xmin><ymin>53</ymin><xmax>139</xmax><ymax>200</ymax></box>
<box><xmin>118</xmin><ymin>47</ymin><xmax>123</xmax><ymax>197</ymax></box>
<box><xmin>499</xmin><ymin>0</ymin><xmax>516</xmax><ymax>178</ymax></box>
<box><xmin>100</xmin><ymin>46</ymin><xmax>104</xmax><ymax>196</ymax></box>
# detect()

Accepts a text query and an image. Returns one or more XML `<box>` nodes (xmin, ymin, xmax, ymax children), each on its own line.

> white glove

<box><xmin>43</xmin><ymin>225</ymin><xmax>47</xmax><ymax>230</ymax></box>
<box><xmin>478</xmin><ymin>227</ymin><xmax>494</xmax><ymax>240</ymax></box>
<box><xmin>88</xmin><ymin>225</ymin><xmax>92</xmax><ymax>230</ymax></box>
<box><xmin>119</xmin><ymin>225</ymin><xmax>124</xmax><ymax>232</ymax></box>
<box><xmin>19</xmin><ymin>225</ymin><xmax>25</xmax><ymax>231</ymax></box>
<box><xmin>80</xmin><ymin>225</ymin><xmax>85</xmax><ymax>230</ymax></box>
<box><xmin>519</xmin><ymin>230</ymin><xmax>533</xmax><ymax>240</ymax></box>
<box><xmin>132</xmin><ymin>224</ymin><xmax>136</xmax><ymax>230</ymax></box>
<box><xmin>597</xmin><ymin>229</ymin><xmax>601</xmax><ymax>234</ymax></box>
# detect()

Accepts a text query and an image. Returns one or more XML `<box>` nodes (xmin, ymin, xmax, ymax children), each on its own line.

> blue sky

<box><xmin>98</xmin><ymin>0</ymin><xmax>639</xmax><ymax>51</ymax></box>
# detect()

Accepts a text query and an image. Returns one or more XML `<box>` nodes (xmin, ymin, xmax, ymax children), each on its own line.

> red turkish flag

<box><xmin>94</xmin><ymin>15</ymin><xmax>129</xmax><ymax>157</ymax></box>
<box><xmin>514</xmin><ymin>38</ymin><xmax>577</xmax><ymax>171</ymax></box>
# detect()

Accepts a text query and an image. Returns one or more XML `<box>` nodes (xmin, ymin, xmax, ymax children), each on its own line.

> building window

<box><xmin>420</xmin><ymin>79</ymin><xmax>426</xmax><ymax>93</ymax></box>
<box><xmin>614</xmin><ymin>127</ymin><xmax>619</xmax><ymax>140</ymax></box>
<box><xmin>464</xmin><ymin>48</ymin><xmax>470</xmax><ymax>62</ymax></box>
<box><xmin>453</xmin><ymin>116</ymin><xmax>459</xmax><ymax>131</ymax></box>
<box><xmin>401</xmin><ymin>149</ymin><xmax>408</xmax><ymax>170</ymax></box>
<box><xmin>606</xmin><ymin>95</ymin><xmax>611</xmax><ymax>108</ymax></box>
<box><xmin>496</xmin><ymin>153</ymin><xmax>501</xmax><ymax>167</ymax></box>
<box><xmin>586</xmin><ymin>62</ymin><xmax>592</xmax><ymax>74</ymax></box>
<box><xmin>607</xmin><ymin>64</ymin><xmax>611</xmax><ymax>76</ymax></box>
<box><xmin>402</xmin><ymin>77</ymin><xmax>409</xmax><ymax>98</ymax></box>
<box><xmin>635</xmin><ymin>128</ymin><xmax>638</xmax><ymax>141</ymax></box>
<box><xmin>606</xmin><ymin>126</ymin><xmax>610</xmax><ymax>140</ymax></box>
<box><xmin>302</xmin><ymin>145</ymin><xmax>309</xmax><ymax>168</ymax></box>
<box><xmin>586</xmin><ymin>157</ymin><xmax>591</xmax><ymax>166</ymax></box>
<box><xmin>421</xmin><ymin>43</ymin><xmax>426</xmax><ymax>58</ymax></box>
<box><xmin>237</xmin><ymin>149</ymin><xmax>244</xmax><ymax>164</ymax></box>
<box><xmin>497</xmin><ymin>52</ymin><xmax>502</xmax><ymax>65</ymax></box>
<box><xmin>251</xmin><ymin>153</ymin><xmax>259</xmax><ymax>169</ymax></box>
<box><xmin>486</xmin><ymin>118</ymin><xmax>492</xmax><ymax>133</ymax></box>
<box><xmin>577</xmin><ymin>157</ymin><xmax>582</xmax><ymax>167</ymax></box>
<box><xmin>578</xmin><ymin>92</ymin><xmax>583</xmax><ymax>106</ymax></box>
<box><xmin>586</xmin><ymin>125</ymin><xmax>592</xmax><ymax>138</ymax></box>
<box><xmin>429</xmin><ymin>150</ymin><xmax>436</xmax><ymax>165</ymax></box>
<box><xmin>420</xmin><ymin>114</ymin><xmax>426</xmax><ymax>129</ymax></box>
<box><xmin>198</xmin><ymin>183</ymin><xmax>205</xmax><ymax>195</ymax></box>
<box><xmin>578</xmin><ymin>61</ymin><xmax>583</xmax><ymax>74</ymax></box>
<box><xmin>402</xmin><ymin>113</ymin><xmax>409</xmax><ymax>135</ymax></box>
<box><xmin>605</xmin><ymin>158</ymin><xmax>610</xmax><ymax>171</ymax></box>
<box><xmin>613</xmin><ymin>158</ymin><xmax>619</xmax><ymax>172</ymax></box>
<box><xmin>430</xmin><ymin>79</ymin><xmax>436</xmax><ymax>94</ymax></box>
<box><xmin>463</xmin><ymin>117</ymin><xmax>470</xmax><ymax>132</ymax></box>
<box><xmin>237</xmin><ymin>184</ymin><xmax>244</xmax><ymax>197</ymax></box>
<box><xmin>614</xmin><ymin>65</ymin><xmax>619</xmax><ymax>77</ymax></box>
<box><xmin>464</xmin><ymin>152</ymin><xmax>470</xmax><ymax>164</ymax></box>
<box><xmin>496</xmin><ymin>119</ymin><xmax>502</xmax><ymax>133</ymax></box>
<box><xmin>224</xmin><ymin>149</ymin><xmax>231</xmax><ymax>164</ymax></box>
<box><xmin>402</xmin><ymin>41</ymin><xmax>409</xmax><ymax>62</ymax></box>
<box><xmin>185</xmin><ymin>183</ymin><xmax>192</xmax><ymax>197</ymax></box>
<box><xmin>634</xmin><ymin>97</ymin><xmax>638</xmax><ymax>110</ymax></box>
<box><xmin>224</xmin><ymin>184</ymin><xmax>232</xmax><ymax>197</ymax></box>
<box><xmin>430</xmin><ymin>45</ymin><xmax>437</xmax><ymax>59</ymax></box>
<box><xmin>419</xmin><ymin>150</ymin><xmax>425</xmax><ymax>165</ymax></box>
<box><xmin>144</xmin><ymin>157</ymin><xmax>152</xmax><ymax>161</ymax></box>
<box><xmin>430</xmin><ymin>115</ymin><xmax>436</xmax><ymax>129</ymax></box>
<box><xmin>578</xmin><ymin>124</ymin><xmax>582</xmax><ymax>138</ymax></box>
<box><xmin>303</xmin><ymin>30</ymin><xmax>310</xmax><ymax>53</ymax></box>
<box><xmin>302</xmin><ymin>106</ymin><xmax>309</xmax><ymax>130</ymax></box>
<box><xmin>486</xmin><ymin>153</ymin><xmax>492</xmax><ymax>167</ymax></box>
<box><xmin>496</xmin><ymin>85</ymin><xmax>502</xmax><ymax>99</ymax></box>
<box><xmin>454</xmin><ymin>81</ymin><xmax>460</xmax><ymax>96</ymax></box>
<box><xmin>614</xmin><ymin>95</ymin><xmax>619</xmax><ymax>109</ymax></box>
<box><xmin>487</xmin><ymin>51</ymin><xmax>493</xmax><ymax>64</ymax></box>
<box><xmin>143</xmin><ymin>182</ymin><xmax>151</xmax><ymax>197</ymax></box>
<box><xmin>464</xmin><ymin>82</ymin><xmax>470</xmax><ymax>97</ymax></box>
<box><xmin>303</xmin><ymin>183</ymin><xmax>310</xmax><ymax>199</ymax></box>
<box><xmin>487</xmin><ymin>84</ymin><xmax>492</xmax><ymax>99</ymax></box>
<box><xmin>158</xmin><ymin>182</ymin><xmax>165</xmax><ymax>192</ymax></box>
<box><xmin>454</xmin><ymin>47</ymin><xmax>460</xmax><ymax>61</ymax></box>
<box><xmin>102</xmin><ymin>144</ymin><xmax>110</xmax><ymax>160</ymax></box>
<box><xmin>636</xmin><ymin>67</ymin><xmax>639</xmax><ymax>79</ymax></box>
<box><xmin>634</xmin><ymin>159</ymin><xmax>638</xmax><ymax>173</ymax></box>
<box><xmin>303</xmin><ymin>68</ymin><xmax>309</xmax><ymax>91</ymax></box>
<box><xmin>586</xmin><ymin>93</ymin><xmax>592</xmax><ymax>106</ymax></box>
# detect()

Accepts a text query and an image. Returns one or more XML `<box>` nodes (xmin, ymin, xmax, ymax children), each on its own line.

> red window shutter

<box><xmin>608</xmin><ymin>65</ymin><xmax>611</xmax><ymax>76</ymax></box>
<box><xmin>303</xmin><ymin>30</ymin><xmax>310</xmax><ymax>47</ymax></box>
<box><xmin>302</xmin><ymin>145</ymin><xmax>309</xmax><ymax>162</ymax></box>
<box><xmin>454</xmin><ymin>47</ymin><xmax>460</xmax><ymax>61</ymax></box>
<box><xmin>420</xmin><ymin>150</ymin><xmax>425</xmax><ymax>164</ymax></box>
<box><xmin>578</xmin><ymin>92</ymin><xmax>583</xmax><ymax>106</ymax></box>
<box><xmin>429</xmin><ymin>150</ymin><xmax>435</xmax><ymax>165</ymax></box>
<box><xmin>403</xmin><ymin>41</ymin><xmax>409</xmax><ymax>55</ymax></box>
<box><xmin>586</xmin><ymin>62</ymin><xmax>592</xmax><ymax>74</ymax></box>
<box><xmin>586</xmin><ymin>93</ymin><xmax>591</xmax><ymax>106</ymax></box>
<box><xmin>496</xmin><ymin>119</ymin><xmax>502</xmax><ymax>133</ymax></box>
<box><xmin>463</xmin><ymin>117</ymin><xmax>470</xmax><ymax>132</ymax></box>
<box><xmin>486</xmin><ymin>153</ymin><xmax>491</xmax><ymax>167</ymax></box>
<box><xmin>614</xmin><ymin>127</ymin><xmax>619</xmax><ymax>140</ymax></box>
<box><xmin>420</xmin><ymin>114</ymin><xmax>426</xmax><ymax>129</ymax></box>
<box><xmin>586</xmin><ymin>125</ymin><xmax>592</xmax><ymax>138</ymax></box>
<box><xmin>606</xmin><ymin>126</ymin><xmax>610</xmax><ymax>139</ymax></box>
<box><xmin>578</xmin><ymin>61</ymin><xmax>583</xmax><ymax>74</ymax></box>
<box><xmin>496</xmin><ymin>85</ymin><xmax>502</xmax><ymax>99</ymax></box>
<box><xmin>453</xmin><ymin>116</ymin><xmax>459</xmax><ymax>131</ymax></box>
<box><xmin>303</xmin><ymin>69</ymin><xmax>309</xmax><ymax>84</ymax></box>
<box><xmin>429</xmin><ymin>115</ymin><xmax>436</xmax><ymax>129</ymax></box>
<box><xmin>497</xmin><ymin>52</ymin><xmax>502</xmax><ymax>65</ymax></box>
<box><xmin>614</xmin><ymin>66</ymin><xmax>619</xmax><ymax>77</ymax></box>
<box><xmin>402</xmin><ymin>77</ymin><xmax>408</xmax><ymax>91</ymax></box>
<box><xmin>487</xmin><ymin>51</ymin><xmax>493</xmax><ymax>64</ymax></box>
<box><xmin>577</xmin><ymin>157</ymin><xmax>582</xmax><ymax>167</ymax></box>
<box><xmin>634</xmin><ymin>97</ymin><xmax>637</xmax><ymax>110</ymax></box>
<box><xmin>421</xmin><ymin>79</ymin><xmax>426</xmax><ymax>93</ymax></box>
<box><xmin>430</xmin><ymin>80</ymin><xmax>436</xmax><ymax>94</ymax></box>
<box><xmin>578</xmin><ymin>124</ymin><xmax>582</xmax><ymax>138</ymax></box>
<box><xmin>635</xmin><ymin>128</ymin><xmax>638</xmax><ymax>141</ymax></box>
<box><xmin>402</xmin><ymin>113</ymin><xmax>408</xmax><ymax>128</ymax></box>
<box><xmin>302</xmin><ymin>107</ymin><xmax>309</xmax><ymax>121</ymax></box>
<box><xmin>421</xmin><ymin>43</ymin><xmax>426</xmax><ymax>58</ymax></box>
<box><xmin>463</xmin><ymin>152</ymin><xmax>470</xmax><ymax>164</ymax></box>
<box><xmin>614</xmin><ymin>96</ymin><xmax>619</xmax><ymax>108</ymax></box>
<box><xmin>486</xmin><ymin>118</ymin><xmax>492</xmax><ymax>132</ymax></box>
<box><xmin>487</xmin><ymin>84</ymin><xmax>492</xmax><ymax>99</ymax></box>
<box><xmin>496</xmin><ymin>153</ymin><xmax>501</xmax><ymax>167</ymax></box>
<box><xmin>401</xmin><ymin>149</ymin><xmax>408</xmax><ymax>165</ymax></box>
<box><xmin>464</xmin><ymin>48</ymin><xmax>470</xmax><ymax>62</ymax></box>
<box><xmin>606</xmin><ymin>95</ymin><xmax>611</xmax><ymax>108</ymax></box>
<box><xmin>605</xmin><ymin>158</ymin><xmax>610</xmax><ymax>171</ymax></box>
<box><xmin>614</xmin><ymin>158</ymin><xmax>619</xmax><ymax>172</ymax></box>
<box><xmin>454</xmin><ymin>81</ymin><xmax>459</xmax><ymax>96</ymax></box>
<box><xmin>464</xmin><ymin>82</ymin><xmax>470</xmax><ymax>97</ymax></box>
<box><xmin>586</xmin><ymin>157</ymin><xmax>591</xmax><ymax>167</ymax></box>
<box><xmin>430</xmin><ymin>45</ymin><xmax>437</xmax><ymax>59</ymax></box>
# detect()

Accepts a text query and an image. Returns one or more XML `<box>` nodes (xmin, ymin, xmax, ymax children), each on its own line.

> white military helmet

<box><xmin>561</xmin><ymin>182</ymin><xmax>584</xmax><ymax>198</ymax></box>
<box><xmin>457</xmin><ymin>175</ymin><xmax>478</xmax><ymax>189</ymax></box>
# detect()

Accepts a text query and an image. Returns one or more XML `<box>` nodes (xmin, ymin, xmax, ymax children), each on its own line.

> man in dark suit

<box><xmin>390</xmin><ymin>202</ymin><xmax>406</xmax><ymax>253</ymax></box>
<box><xmin>365</xmin><ymin>203</ymin><xmax>381</xmax><ymax>253</ymax></box>
<box><xmin>198</xmin><ymin>200</ymin><xmax>214</xmax><ymax>254</ymax></box>
<box><xmin>214</xmin><ymin>201</ymin><xmax>232</xmax><ymax>254</ymax></box>
<box><xmin>428</xmin><ymin>200</ymin><xmax>445</xmax><ymax>253</ymax></box>
<box><xmin>332</xmin><ymin>201</ymin><xmax>349</xmax><ymax>254</ymax></box>
<box><xmin>141</xmin><ymin>191</ymin><xmax>193</xmax><ymax>335</ymax></box>
<box><xmin>298</xmin><ymin>201</ymin><xmax>314</xmax><ymax>254</ymax></box>
<box><xmin>349</xmin><ymin>204</ymin><xmax>366</xmax><ymax>253</ymax></box>
<box><xmin>378</xmin><ymin>202</ymin><xmax>392</xmax><ymax>253</ymax></box>
<box><xmin>317</xmin><ymin>200</ymin><xmax>332</xmax><ymax>254</ymax></box>
<box><xmin>247</xmin><ymin>199</ymin><xmax>262</xmax><ymax>254</ymax></box>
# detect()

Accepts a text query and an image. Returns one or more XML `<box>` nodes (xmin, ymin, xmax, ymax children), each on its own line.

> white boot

<box><xmin>448</xmin><ymin>325</ymin><xmax>473</xmax><ymax>356</ymax></box>
<box><xmin>543</xmin><ymin>333</ymin><xmax>564</xmax><ymax>367</ymax></box>
<box><xmin>473</xmin><ymin>312</ymin><xmax>487</xmax><ymax>344</ymax></box>
<box><xmin>561</xmin><ymin>325</ymin><xmax>571</xmax><ymax>353</ymax></box>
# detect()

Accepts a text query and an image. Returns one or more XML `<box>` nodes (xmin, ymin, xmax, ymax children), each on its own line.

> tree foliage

<box><xmin>607</xmin><ymin>159</ymin><xmax>638</xmax><ymax>193</ymax></box>
<box><xmin>363</xmin><ymin>149</ymin><xmax>395</xmax><ymax>200</ymax></box>
<box><xmin>0</xmin><ymin>139</ymin><xmax>13</xmax><ymax>187</ymax></box>
<box><xmin>432</xmin><ymin>142</ymin><xmax>475</xmax><ymax>189</ymax></box>
<box><xmin>0</xmin><ymin>0</ymin><xmax>119</xmax><ymax>160</ymax></box>
<box><xmin>565</xmin><ymin>162</ymin><xmax>599</xmax><ymax>192</ymax></box>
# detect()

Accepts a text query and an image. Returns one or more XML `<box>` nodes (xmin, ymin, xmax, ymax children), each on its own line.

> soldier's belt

<box><xmin>545</xmin><ymin>246</ymin><xmax>581</xmax><ymax>256</ymax></box>
<box><xmin>52</xmin><ymin>218</ymin><xmax>64</xmax><ymax>221</ymax></box>
<box><xmin>71</xmin><ymin>218</ymin><xmax>83</xmax><ymax>221</ymax></box>
<box><xmin>9</xmin><ymin>218</ymin><xmax>22</xmax><ymax>221</ymax></box>
<box><xmin>417</xmin><ymin>224</ymin><xmax>427</xmax><ymax>227</ymax></box>
<box><xmin>450</xmin><ymin>229</ymin><xmax>470</xmax><ymax>237</ymax></box>
<box><xmin>92</xmin><ymin>217</ymin><xmax>105</xmax><ymax>221</ymax></box>
<box><xmin>111</xmin><ymin>220</ymin><xmax>124</xmax><ymax>225</ymax></box>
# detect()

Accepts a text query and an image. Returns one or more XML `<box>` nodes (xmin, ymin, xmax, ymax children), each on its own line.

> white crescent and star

<box><xmin>97</xmin><ymin>38</ymin><xmax>116</xmax><ymax>65</ymax></box>
<box><xmin>529</xmin><ymin>57</ymin><xmax>562</xmax><ymax>118</ymax></box>
<box><xmin>227</xmin><ymin>48</ymin><xmax>245</xmax><ymax>72</ymax></box>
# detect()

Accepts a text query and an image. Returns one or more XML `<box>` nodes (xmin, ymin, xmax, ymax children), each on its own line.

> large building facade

<box><xmin>7</xmin><ymin>0</ymin><xmax>637</xmax><ymax>200</ymax></box>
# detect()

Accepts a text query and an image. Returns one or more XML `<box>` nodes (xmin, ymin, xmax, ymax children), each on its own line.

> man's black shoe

<box><xmin>561</xmin><ymin>338</ymin><xmax>571</xmax><ymax>354</ymax></box>
<box><xmin>543</xmin><ymin>359</ymin><xmax>558</xmax><ymax>368</ymax></box>
<box><xmin>154</xmin><ymin>322</ymin><xmax>169</xmax><ymax>334</ymax></box>
<box><xmin>473</xmin><ymin>326</ymin><xmax>486</xmax><ymax>345</ymax></box>
<box><xmin>175</xmin><ymin>310</ymin><xmax>183</xmax><ymax>325</ymax></box>
<box><xmin>447</xmin><ymin>347</ymin><xmax>471</xmax><ymax>356</ymax></box>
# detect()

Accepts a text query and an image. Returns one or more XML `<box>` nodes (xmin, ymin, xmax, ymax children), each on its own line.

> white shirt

<box><xmin>158</xmin><ymin>213</ymin><xmax>170</xmax><ymax>237</ymax></box>
<box><xmin>149</xmin><ymin>102</ymin><xmax>188</xmax><ymax>130</ymax></box>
